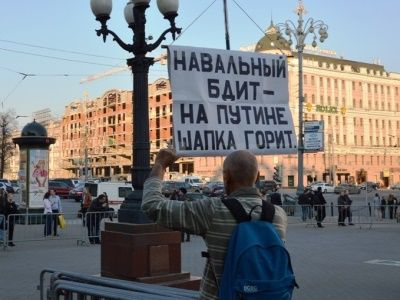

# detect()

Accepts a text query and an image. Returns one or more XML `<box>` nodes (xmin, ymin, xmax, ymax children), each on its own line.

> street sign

<box><xmin>304</xmin><ymin>120</ymin><xmax>324</xmax><ymax>152</ymax></box>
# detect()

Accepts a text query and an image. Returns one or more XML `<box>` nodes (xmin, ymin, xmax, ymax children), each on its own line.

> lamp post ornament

<box><xmin>276</xmin><ymin>0</ymin><xmax>328</xmax><ymax>194</ymax></box>
<box><xmin>90</xmin><ymin>0</ymin><xmax>181</xmax><ymax>222</ymax></box>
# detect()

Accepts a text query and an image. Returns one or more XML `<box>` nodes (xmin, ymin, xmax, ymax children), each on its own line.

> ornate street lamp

<box><xmin>90</xmin><ymin>0</ymin><xmax>181</xmax><ymax>222</ymax></box>
<box><xmin>276</xmin><ymin>0</ymin><xmax>328</xmax><ymax>194</ymax></box>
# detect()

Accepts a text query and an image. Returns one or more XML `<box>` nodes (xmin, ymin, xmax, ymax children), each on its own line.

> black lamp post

<box><xmin>90</xmin><ymin>0</ymin><xmax>181</xmax><ymax>222</ymax></box>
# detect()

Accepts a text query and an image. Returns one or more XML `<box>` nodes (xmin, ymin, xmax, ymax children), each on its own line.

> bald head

<box><xmin>223</xmin><ymin>150</ymin><xmax>258</xmax><ymax>194</ymax></box>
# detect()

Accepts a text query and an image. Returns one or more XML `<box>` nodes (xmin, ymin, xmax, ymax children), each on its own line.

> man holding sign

<box><xmin>142</xmin><ymin>148</ymin><xmax>287</xmax><ymax>299</ymax></box>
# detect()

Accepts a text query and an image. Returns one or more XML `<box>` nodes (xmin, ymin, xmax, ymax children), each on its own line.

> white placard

<box><xmin>168</xmin><ymin>45</ymin><xmax>297</xmax><ymax>156</ymax></box>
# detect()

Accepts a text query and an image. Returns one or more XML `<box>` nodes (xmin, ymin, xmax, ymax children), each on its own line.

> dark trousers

<box><xmin>44</xmin><ymin>213</ymin><xmax>52</xmax><ymax>236</ymax></box>
<box><xmin>315</xmin><ymin>206</ymin><xmax>326</xmax><ymax>226</ymax></box>
<box><xmin>52</xmin><ymin>209</ymin><xmax>59</xmax><ymax>236</ymax></box>
<box><xmin>346</xmin><ymin>207</ymin><xmax>353</xmax><ymax>223</ymax></box>
<box><xmin>381</xmin><ymin>207</ymin><xmax>386</xmax><ymax>218</ymax></box>
<box><xmin>338</xmin><ymin>206</ymin><xmax>347</xmax><ymax>225</ymax></box>
<box><xmin>7</xmin><ymin>220</ymin><xmax>15</xmax><ymax>242</ymax></box>
<box><xmin>389</xmin><ymin>206</ymin><xmax>394</xmax><ymax>219</ymax></box>
<box><xmin>86</xmin><ymin>214</ymin><xmax>100</xmax><ymax>244</ymax></box>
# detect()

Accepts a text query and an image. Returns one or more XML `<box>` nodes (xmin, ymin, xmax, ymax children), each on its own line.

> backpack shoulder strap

<box><xmin>261</xmin><ymin>200</ymin><xmax>275</xmax><ymax>223</ymax></box>
<box><xmin>222</xmin><ymin>198</ymin><xmax>250</xmax><ymax>223</ymax></box>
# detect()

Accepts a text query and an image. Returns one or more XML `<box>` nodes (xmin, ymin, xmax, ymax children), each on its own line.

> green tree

<box><xmin>0</xmin><ymin>111</ymin><xmax>17</xmax><ymax>178</ymax></box>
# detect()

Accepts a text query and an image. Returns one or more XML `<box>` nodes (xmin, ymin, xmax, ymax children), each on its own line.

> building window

<box><xmin>369</xmin><ymin>136</ymin><xmax>373</xmax><ymax>145</ymax></box>
<box><xmin>334</xmin><ymin>79</ymin><xmax>338</xmax><ymax>89</ymax></box>
<box><xmin>304</xmin><ymin>75</ymin><xmax>307</xmax><ymax>85</ymax></box>
<box><xmin>360</xmin><ymin>136</ymin><xmax>364</xmax><ymax>146</ymax></box>
<box><xmin>342</xmin><ymin>97</ymin><xmax>345</xmax><ymax>106</ymax></box>
<box><xmin>311</xmin><ymin>76</ymin><xmax>315</xmax><ymax>85</ymax></box>
<box><xmin>328</xmin><ymin>96</ymin><xmax>331</xmax><ymax>105</ymax></box>
<box><xmin>312</xmin><ymin>94</ymin><xmax>315</xmax><ymax>104</ymax></box>
<box><xmin>343</xmin><ymin>135</ymin><xmax>347</xmax><ymax>145</ymax></box>
<box><xmin>335</xmin><ymin>97</ymin><xmax>339</xmax><ymax>106</ymax></box>
<box><xmin>327</xmin><ymin>78</ymin><xmax>331</xmax><ymax>88</ymax></box>
<box><xmin>319</xmin><ymin>77</ymin><xmax>323</xmax><ymax>86</ymax></box>
<box><xmin>352</xmin><ymin>82</ymin><xmax>355</xmax><ymax>90</ymax></box>
<box><xmin>353</xmin><ymin>98</ymin><xmax>356</xmax><ymax>107</ymax></box>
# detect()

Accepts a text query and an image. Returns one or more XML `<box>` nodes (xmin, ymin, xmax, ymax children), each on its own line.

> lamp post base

<box><xmin>118</xmin><ymin>190</ymin><xmax>152</xmax><ymax>224</ymax></box>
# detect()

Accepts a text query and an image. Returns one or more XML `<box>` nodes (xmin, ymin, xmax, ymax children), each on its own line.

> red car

<box><xmin>48</xmin><ymin>181</ymin><xmax>72</xmax><ymax>198</ymax></box>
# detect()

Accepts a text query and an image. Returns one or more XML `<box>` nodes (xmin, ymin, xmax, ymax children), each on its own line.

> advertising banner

<box><xmin>168</xmin><ymin>45</ymin><xmax>297</xmax><ymax>156</ymax></box>
<box><xmin>29</xmin><ymin>149</ymin><xmax>49</xmax><ymax>208</ymax></box>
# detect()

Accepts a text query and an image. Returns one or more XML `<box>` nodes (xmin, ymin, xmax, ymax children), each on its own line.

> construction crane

<box><xmin>80</xmin><ymin>53</ymin><xmax>168</xmax><ymax>84</ymax></box>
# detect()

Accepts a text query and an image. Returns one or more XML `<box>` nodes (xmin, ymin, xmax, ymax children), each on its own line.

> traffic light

<box><xmin>273</xmin><ymin>165</ymin><xmax>282</xmax><ymax>184</ymax></box>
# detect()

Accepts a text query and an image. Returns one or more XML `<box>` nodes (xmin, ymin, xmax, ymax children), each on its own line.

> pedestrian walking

<box><xmin>337</xmin><ymin>191</ymin><xmax>347</xmax><ymax>226</ymax></box>
<box><xmin>49</xmin><ymin>189</ymin><xmax>62</xmax><ymax>236</ymax></box>
<box><xmin>177</xmin><ymin>187</ymin><xmax>191</xmax><ymax>242</ymax></box>
<box><xmin>86</xmin><ymin>194</ymin><xmax>108</xmax><ymax>244</ymax></box>
<box><xmin>0</xmin><ymin>188</ymin><xmax>6</xmax><ymax>244</ymax></box>
<box><xmin>380</xmin><ymin>197</ymin><xmax>386</xmax><ymax>219</ymax></box>
<box><xmin>313</xmin><ymin>187</ymin><xmax>326</xmax><ymax>228</ymax></box>
<box><xmin>81</xmin><ymin>188</ymin><xmax>92</xmax><ymax>225</ymax></box>
<box><xmin>43</xmin><ymin>192</ymin><xmax>52</xmax><ymax>237</ymax></box>
<box><xmin>5</xmin><ymin>193</ymin><xmax>18</xmax><ymax>246</ymax></box>
<box><xmin>298</xmin><ymin>189</ymin><xmax>312</xmax><ymax>222</ymax></box>
<box><xmin>372</xmin><ymin>193</ymin><xmax>381</xmax><ymax>219</ymax></box>
<box><xmin>387</xmin><ymin>194</ymin><xmax>396</xmax><ymax>219</ymax></box>
<box><xmin>344</xmin><ymin>190</ymin><xmax>354</xmax><ymax>225</ymax></box>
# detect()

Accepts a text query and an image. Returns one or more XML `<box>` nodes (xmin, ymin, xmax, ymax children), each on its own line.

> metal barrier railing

<box><xmin>3</xmin><ymin>211</ymin><xmax>118</xmax><ymax>249</ymax></box>
<box><xmin>282</xmin><ymin>204</ymin><xmax>400</xmax><ymax>228</ymax></box>
<box><xmin>39</xmin><ymin>269</ymin><xmax>199</xmax><ymax>300</ymax></box>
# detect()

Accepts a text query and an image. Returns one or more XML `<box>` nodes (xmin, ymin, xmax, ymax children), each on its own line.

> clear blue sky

<box><xmin>1</xmin><ymin>0</ymin><xmax>399</xmax><ymax>125</ymax></box>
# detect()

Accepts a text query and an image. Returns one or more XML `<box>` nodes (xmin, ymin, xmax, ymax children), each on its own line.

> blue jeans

<box><xmin>44</xmin><ymin>214</ymin><xmax>52</xmax><ymax>236</ymax></box>
<box><xmin>301</xmin><ymin>206</ymin><xmax>310</xmax><ymax>221</ymax></box>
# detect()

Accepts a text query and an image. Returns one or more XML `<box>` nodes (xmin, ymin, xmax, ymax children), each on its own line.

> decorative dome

<box><xmin>255</xmin><ymin>21</ymin><xmax>292</xmax><ymax>54</ymax></box>
<box><xmin>21</xmin><ymin>120</ymin><xmax>48</xmax><ymax>137</ymax></box>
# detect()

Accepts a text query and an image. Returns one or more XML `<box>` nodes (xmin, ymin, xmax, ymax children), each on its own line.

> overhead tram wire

<box><xmin>231</xmin><ymin>0</ymin><xmax>285</xmax><ymax>56</ymax></box>
<box><xmin>0</xmin><ymin>47</ymin><xmax>118</xmax><ymax>67</ymax></box>
<box><xmin>1</xmin><ymin>73</ymin><xmax>30</xmax><ymax>109</ymax></box>
<box><xmin>172</xmin><ymin>0</ymin><xmax>218</xmax><ymax>43</ymax></box>
<box><xmin>0</xmin><ymin>39</ymin><xmax>123</xmax><ymax>61</ymax></box>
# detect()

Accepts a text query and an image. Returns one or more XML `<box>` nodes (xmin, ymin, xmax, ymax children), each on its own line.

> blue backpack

<box><xmin>219</xmin><ymin>198</ymin><xmax>298</xmax><ymax>300</ymax></box>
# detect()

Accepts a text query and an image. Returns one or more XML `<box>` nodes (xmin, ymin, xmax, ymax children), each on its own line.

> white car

<box><xmin>311</xmin><ymin>183</ymin><xmax>335</xmax><ymax>193</ymax></box>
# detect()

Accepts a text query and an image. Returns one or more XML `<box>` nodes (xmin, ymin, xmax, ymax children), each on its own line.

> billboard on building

<box><xmin>304</xmin><ymin>120</ymin><xmax>324</xmax><ymax>152</ymax></box>
<box><xmin>29</xmin><ymin>149</ymin><xmax>49</xmax><ymax>208</ymax></box>
<box><xmin>168</xmin><ymin>45</ymin><xmax>297</xmax><ymax>156</ymax></box>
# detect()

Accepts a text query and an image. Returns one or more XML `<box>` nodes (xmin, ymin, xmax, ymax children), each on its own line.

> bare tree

<box><xmin>0</xmin><ymin>110</ymin><xmax>17</xmax><ymax>178</ymax></box>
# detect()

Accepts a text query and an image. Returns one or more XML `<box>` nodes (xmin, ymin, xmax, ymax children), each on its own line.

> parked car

<box><xmin>69</xmin><ymin>183</ymin><xmax>85</xmax><ymax>202</ymax></box>
<box><xmin>203</xmin><ymin>182</ymin><xmax>224</xmax><ymax>196</ymax></box>
<box><xmin>256</xmin><ymin>180</ymin><xmax>278</xmax><ymax>194</ymax></box>
<box><xmin>10</xmin><ymin>180</ymin><xmax>21</xmax><ymax>193</ymax></box>
<box><xmin>311</xmin><ymin>182</ymin><xmax>335</xmax><ymax>193</ymax></box>
<box><xmin>161</xmin><ymin>181</ymin><xmax>192</xmax><ymax>197</ymax></box>
<box><xmin>48</xmin><ymin>180</ymin><xmax>72</xmax><ymax>198</ymax></box>
<box><xmin>0</xmin><ymin>182</ymin><xmax>15</xmax><ymax>194</ymax></box>
<box><xmin>185</xmin><ymin>192</ymin><xmax>209</xmax><ymax>202</ymax></box>
<box><xmin>390</xmin><ymin>183</ymin><xmax>400</xmax><ymax>190</ymax></box>
<box><xmin>359</xmin><ymin>181</ymin><xmax>378</xmax><ymax>191</ymax></box>
<box><xmin>334</xmin><ymin>184</ymin><xmax>361</xmax><ymax>194</ymax></box>
<box><xmin>50</xmin><ymin>178</ymin><xmax>75</xmax><ymax>189</ymax></box>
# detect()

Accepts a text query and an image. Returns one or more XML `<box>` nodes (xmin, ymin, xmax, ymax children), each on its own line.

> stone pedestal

<box><xmin>101</xmin><ymin>222</ymin><xmax>201</xmax><ymax>290</ymax></box>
